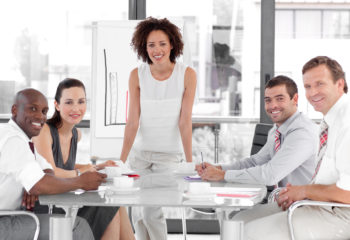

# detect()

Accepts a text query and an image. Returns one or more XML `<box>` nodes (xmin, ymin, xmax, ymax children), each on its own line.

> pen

<box><xmin>201</xmin><ymin>152</ymin><xmax>204</xmax><ymax>169</ymax></box>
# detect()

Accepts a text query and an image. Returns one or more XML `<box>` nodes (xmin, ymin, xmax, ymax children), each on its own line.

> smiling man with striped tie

<box><xmin>197</xmin><ymin>75</ymin><xmax>318</xmax><ymax>189</ymax></box>
<box><xmin>244</xmin><ymin>56</ymin><xmax>350</xmax><ymax>240</ymax></box>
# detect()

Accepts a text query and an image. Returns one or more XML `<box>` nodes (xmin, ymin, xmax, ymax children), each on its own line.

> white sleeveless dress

<box><xmin>129</xmin><ymin>62</ymin><xmax>188</xmax><ymax>240</ymax></box>
<box><xmin>133</xmin><ymin>62</ymin><xmax>187</xmax><ymax>154</ymax></box>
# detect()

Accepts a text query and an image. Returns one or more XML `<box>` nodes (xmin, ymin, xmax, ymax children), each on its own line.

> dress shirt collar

<box><xmin>275</xmin><ymin>110</ymin><xmax>299</xmax><ymax>135</ymax></box>
<box><xmin>324</xmin><ymin>93</ymin><xmax>348</xmax><ymax>127</ymax></box>
<box><xmin>8</xmin><ymin>118</ymin><xmax>31</xmax><ymax>142</ymax></box>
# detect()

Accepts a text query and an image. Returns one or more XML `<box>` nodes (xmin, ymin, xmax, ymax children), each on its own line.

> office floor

<box><xmin>167</xmin><ymin>234</ymin><xmax>220</xmax><ymax>240</ymax></box>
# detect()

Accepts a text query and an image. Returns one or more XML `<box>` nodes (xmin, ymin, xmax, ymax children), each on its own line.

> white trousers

<box><xmin>233</xmin><ymin>202</ymin><xmax>350</xmax><ymax>240</ymax></box>
<box><xmin>128</xmin><ymin>149</ymin><xmax>183</xmax><ymax>240</ymax></box>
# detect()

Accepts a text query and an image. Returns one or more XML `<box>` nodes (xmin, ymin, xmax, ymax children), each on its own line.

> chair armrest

<box><xmin>0</xmin><ymin>210</ymin><xmax>40</xmax><ymax>240</ymax></box>
<box><xmin>287</xmin><ymin>200</ymin><xmax>350</xmax><ymax>240</ymax></box>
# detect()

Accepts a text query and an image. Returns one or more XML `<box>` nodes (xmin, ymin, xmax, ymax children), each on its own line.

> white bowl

<box><xmin>105</xmin><ymin>166</ymin><xmax>122</xmax><ymax>178</ymax></box>
<box><xmin>113</xmin><ymin>176</ymin><xmax>134</xmax><ymax>189</ymax></box>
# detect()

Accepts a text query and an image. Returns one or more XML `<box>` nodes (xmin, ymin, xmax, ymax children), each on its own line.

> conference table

<box><xmin>39</xmin><ymin>172</ymin><xmax>267</xmax><ymax>239</ymax></box>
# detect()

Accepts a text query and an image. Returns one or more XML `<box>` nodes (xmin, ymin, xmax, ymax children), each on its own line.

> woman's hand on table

<box><xmin>95</xmin><ymin>160</ymin><xmax>118</xmax><ymax>170</ymax></box>
<box><xmin>79</xmin><ymin>164</ymin><xmax>97</xmax><ymax>173</ymax></box>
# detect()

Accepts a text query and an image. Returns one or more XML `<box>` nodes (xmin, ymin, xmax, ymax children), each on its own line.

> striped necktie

<box><xmin>29</xmin><ymin>142</ymin><xmax>35</xmax><ymax>154</ymax></box>
<box><xmin>311</xmin><ymin>120</ymin><xmax>328</xmax><ymax>182</ymax></box>
<box><xmin>274</xmin><ymin>129</ymin><xmax>281</xmax><ymax>152</ymax></box>
<box><xmin>273</xmin><ymin>129</ymin><xmax>282</xmax><ymax>188</ymax></box>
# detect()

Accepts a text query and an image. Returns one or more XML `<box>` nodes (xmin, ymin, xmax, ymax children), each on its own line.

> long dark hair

<box><xmin>47</xmin><ymin>78</ymin><xmax>86</xmax><ymax>128</ymax></box>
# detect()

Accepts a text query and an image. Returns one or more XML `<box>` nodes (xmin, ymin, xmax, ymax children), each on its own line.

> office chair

<box><xmin>287</xmin><ymin>200</ymin><xmax>350</xmax><ymax>240</ymax></box>
<box><xmin>250</xmin><ymin>123</ymin><xmax>273</xmax><ymax>155</ymax></box>
<box><xmin>250</xmin><ymin>123</ymin><xmax>274</xmax><ymax>203</ymax></box>
<box><xmin>0</xmin><ymin>210</ymin><xmax>40</xmax><ymax>240</ymax></box>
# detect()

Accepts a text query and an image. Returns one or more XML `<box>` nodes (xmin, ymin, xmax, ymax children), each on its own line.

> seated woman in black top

<box><xmin>32</xmin><ymin>78</ymin><xmax>134</xmax><ymax>240</ymax></box>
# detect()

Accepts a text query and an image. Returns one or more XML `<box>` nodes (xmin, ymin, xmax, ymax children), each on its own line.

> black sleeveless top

<box><xmin>35</xmin><ymin>123</ymin><xmax>119</xmax><ymax>240</ymax></box>
<box><xmin>48</xmin><ymin>123</ymin><xmax>78</xmax><ymax>171</ymax></box>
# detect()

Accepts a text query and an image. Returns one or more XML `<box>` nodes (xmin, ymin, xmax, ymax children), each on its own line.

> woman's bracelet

<box><xmin>75</xmin><ymin>169</ymin><xmax>81</xmax><ymax>177</ymax></box>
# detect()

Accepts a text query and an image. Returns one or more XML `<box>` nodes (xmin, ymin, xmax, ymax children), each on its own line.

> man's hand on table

<box><xmin>200</xmin><ymin>165</ymin><xmax>226</xmax><ymax>181</ymax></box>
<box><xmin>79</xmin><ymin>171</ymin><xmax>107</xmax><ymax>191</ymax></box>
<box><xmin>195</xmin><ymin>162</ymin><xmax>213</xmax><ymax>175</ymax></box>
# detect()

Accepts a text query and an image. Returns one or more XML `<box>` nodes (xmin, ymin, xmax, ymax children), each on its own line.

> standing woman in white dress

<box><xmin>119</xmin><ymin>17</ymin><xmax>197</xmax><ymax>240</ymax></box>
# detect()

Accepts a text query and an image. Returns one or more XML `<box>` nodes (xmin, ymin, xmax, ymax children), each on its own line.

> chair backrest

<box><xmin>250</xmin><ymin>123</ymin><xmax>273</xmax><ymax>155</ymax></box>
<box><xmin>0</xmin><ymin>210</ymin><xmax>40</xmax><ymax>240</ymax></box>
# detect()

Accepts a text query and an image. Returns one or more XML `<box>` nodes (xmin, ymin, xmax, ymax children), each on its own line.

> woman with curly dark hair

<box><xmin>119</xmin><ymin>17</ymin><xmax>197</xmax><ymax>240</ymax></box>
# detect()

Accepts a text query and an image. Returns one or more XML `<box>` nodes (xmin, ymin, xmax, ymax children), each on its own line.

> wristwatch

<box><xmin>76</xmin><ymin>169</ymin><xmax>81</xmax><ymax>177</ymax></box>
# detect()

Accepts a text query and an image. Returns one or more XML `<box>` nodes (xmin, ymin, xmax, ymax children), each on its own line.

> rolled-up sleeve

<box><xmin>1</xmin><ymin>137</ymin><xmax>46</xmax><ymax>192</ymax></box>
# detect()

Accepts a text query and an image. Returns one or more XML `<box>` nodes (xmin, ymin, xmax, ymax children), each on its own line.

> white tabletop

<box><xmin>39</xmin><ymin>173</ymin><xmax>267</xmax><ymax>210</ymax></box>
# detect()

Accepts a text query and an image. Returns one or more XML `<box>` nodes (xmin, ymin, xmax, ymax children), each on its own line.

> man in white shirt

<box><xmin>0</xmin><ymin>88</ymin><xmax>107</xmax><ymax>240</ymax></box>
<box><xmin>243</xmin><ymin>56</ymin><xmax>350</xmax><ymax>239</ymax></box>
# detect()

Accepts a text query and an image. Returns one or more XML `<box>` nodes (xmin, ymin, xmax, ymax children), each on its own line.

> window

<box><xmin>295</xmin><ymin>10</ymin><xmax>321</xmax><ymax>38</ymax></box>
<box><xmin>0</xmin><ymin>0</ymin><xmax>128</xmax><ymax>118</ymax></box>
<box><xmin>148</xmin><ymin>0</ymin><xmax>261</xmax><ymax>117</ymax></box>
<box><xmin>323</xmin><ymin>10</ymin><xmax>350</xmax><ymax>38</ymax></box>
<box><xmin>275</xmin><ymin>2</ymin><xmax>350</xmax><ymax>119</ymax></box>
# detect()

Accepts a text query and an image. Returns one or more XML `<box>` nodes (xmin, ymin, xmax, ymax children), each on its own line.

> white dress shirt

<box><xmin>0</xmin><ymin>119</ymin><xmax>52</xmax><ymax>210</ymax></box>
<box><xmin>222</xmin><ymin>111</ymin><xmax>318</xmax><ymax>186</ymax></box>
<box><xmin>314</xmin><ymin>94</ymin><xmax>350</xmax><ymax>190</ymax></box>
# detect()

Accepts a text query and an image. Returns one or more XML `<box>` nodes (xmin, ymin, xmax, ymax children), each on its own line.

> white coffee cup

<box><xmin>178</xmin><ymin>162</ymin><xmax>195</xmax><ymax>173</ymax></box>
<box><xmin>113</xmin><ymin>176</ymin><xmax>134</xmax><ymax>189</ymax></box>
<box><xmin>105</xmin><ymin>166</ymin><xmax>122</xmax><ymax>178</ymax></box>
<box><xmin>188</xmin><ymin>182</ymin><xmax>211</xmax><ymax>194</ymax></box>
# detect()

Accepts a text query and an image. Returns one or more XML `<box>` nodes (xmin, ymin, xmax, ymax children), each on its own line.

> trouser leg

<box><xmin>232</xmin><ymin>202</ymin><xmax>281</xmax><ymax>223</ymax></box>
<box><xmin>128</xmin><ymin>149</ymin><xmax>182</xmax><ymax>240</ymax></box>
<box><xmin>244</xmin><ymin>205</ymin><xmax>350</xmax><ymax>240</ymax></box>
<box><xmin>132</xmin><ymin>206</ymin><xmax>167</xmax><ymax>240</ymax></box>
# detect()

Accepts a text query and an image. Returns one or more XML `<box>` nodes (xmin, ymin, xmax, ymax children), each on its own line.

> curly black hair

<box><xmin>131</xmin><ymin>17</ymin><xmax>184</xmax><ymax>64</ymax></box>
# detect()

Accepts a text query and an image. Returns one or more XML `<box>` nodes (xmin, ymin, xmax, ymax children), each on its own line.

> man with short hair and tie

<box><xmin>196</xmin><ymin>75</ymin><xmax>318</xmax><ymax>190</ymax></box>
<box><xmin>244</xmin><ymin>56</ymin><xmax>350</xmax><ymax>239</ymax></box>
<box><xmin>0</xmin><ymin>88</ymin><xmax>107</xmax><ymax>240</ymax></box>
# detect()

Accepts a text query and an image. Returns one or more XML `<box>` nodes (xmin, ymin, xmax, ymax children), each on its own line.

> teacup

<box><xmin>105</xmin><ymin>166</ymin><xmax>122</xmax><ymax>178</ymax></box>
<box><xmin>188</xmin><ymin>182</ymin><xmax>211</xmax><ymax>194</ymax></box>
<box><xmin>113</xmin><ymin>176</ymin><xmax>134</xmax><ymax>189</ymax></box>
<box><xmin>178</xmin><ymin>162</ymin><xmax>195</xmax><ymax>173</ymax></box>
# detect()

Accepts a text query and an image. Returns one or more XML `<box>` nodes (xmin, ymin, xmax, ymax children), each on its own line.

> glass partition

<box><xmin>0</xmin><ymin>0</ymin><xmax>128</xmax><ymax>118</ymax></box>
<box><xmin>275</xmin><ymin>1</ymin><xmax>350</xmax><ymax>120</ymax></box>
<box><xmin>147</xmin><ymin>0</ymin><xmax>261</xmax><ymax>118</ymax></box>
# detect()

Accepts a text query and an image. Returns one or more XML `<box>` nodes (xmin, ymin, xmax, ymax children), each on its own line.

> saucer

<box><xmin>107</xmin><ymin>186</ymin><xmax>140</xmax><ymax>194</ymax></box>
<box><xmin>183</xmin><ymin>192</ymin><xmax>215</xmax><ymax>200</ymax></box>
<box><xmin>173</xmin><ymin>170</ymin><xmax>197</xmax><ymax>176</ymax></box>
